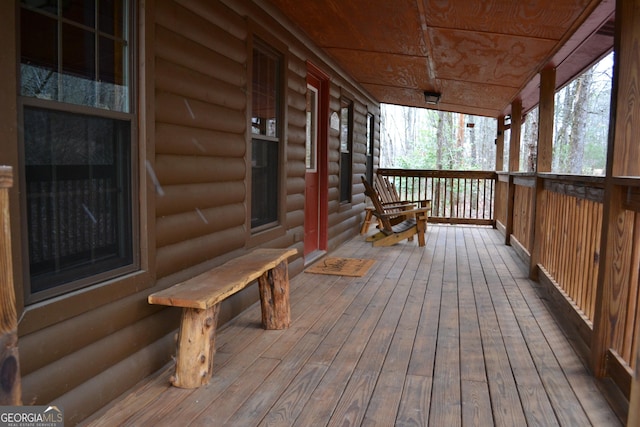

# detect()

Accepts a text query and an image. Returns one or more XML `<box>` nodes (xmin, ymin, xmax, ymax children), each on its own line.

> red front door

<box><xmin>304</xmin><ymin>65</ymin><xmax>328</xmax><ymax>260</ymax></box>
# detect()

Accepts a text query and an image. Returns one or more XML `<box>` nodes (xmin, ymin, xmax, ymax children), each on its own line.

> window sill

<box><xmin>247</xmin><ymin>224</ymin><xmax>286</xmax><ymax>248</ymax></box>
<box><xmin>18</xmin><ymin>269</ymin><xmax>153</xmax><ymax>336</ymax></box>
<box><xmin>338</xmin><ymin>202</ymin><xmax>353</xmax><ymax>213</ymax></box>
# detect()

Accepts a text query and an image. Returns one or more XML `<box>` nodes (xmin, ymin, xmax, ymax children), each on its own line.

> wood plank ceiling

<box><xmin>265</xmin><ymin>0</ymin><xmax>616</xmax><ymax>117</ymax></box>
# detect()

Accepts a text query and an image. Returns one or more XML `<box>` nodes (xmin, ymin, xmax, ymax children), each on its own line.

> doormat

<box><xmin>306</xmin><ymin>257</ymin><xmax>376</xmax><ymax>277</ymax></box>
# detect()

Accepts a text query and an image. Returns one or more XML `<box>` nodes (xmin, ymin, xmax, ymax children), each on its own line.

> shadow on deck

<box><xmin>83</xmin><ymin>225</ymin><xmax>622</xmax><ymax>426</ymax></box>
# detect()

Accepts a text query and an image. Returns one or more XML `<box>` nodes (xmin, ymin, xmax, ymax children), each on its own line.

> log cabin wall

<box><xmin>0</xmin><ymin>0</ymin><xmax>379</xmax><ymax>423</ymax></box>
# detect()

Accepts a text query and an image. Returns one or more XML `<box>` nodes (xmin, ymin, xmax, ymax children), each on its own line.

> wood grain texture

<box><xmin>0</xmin><ymin>167</ymin><xmax>15</xmax><ymax>334</ymax></box>
<box><xmin>0</xmin><ymin>166</ymin><xmax>19</xmax><ymax>405</ymax></box>
<box><xmin>258</xmin><ymin>261</ymin><xmax>291</xmax><ymax>329</ymax></box>
<box><xmin>85</xmin><ymin>227</ymin><xmax>623</xmax><ymax>427</ymax></box>
<box><xmin>172</xmin><ymin>305</ymin><xmax>219</xmax><ymax>388</ymax></box>
<box><xmin>149</xmin><ymin>248</ymin><xmax>297</xmax><ymax>309</ymax></box>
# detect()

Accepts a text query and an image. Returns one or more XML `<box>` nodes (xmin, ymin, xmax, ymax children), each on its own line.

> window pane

<box><xmin>340</xmin><ymin>106</ymin><xmax>350</xmax><ymax>153</ymax></box>
<box><xmin>366</xmin><ymin>113</ymin><xmax>374</xmax><ymax>184</ymax></box>
<box><xmin>63</xmin><ymin>0</ymin><xmax>95</xmax><ymax>27</ymax></box>
<box><xmin>306</xmin><ymin>87</ymin><xmax>317</xmax><ymax>170</ymax></box>
<box><xmin>251</xmin><ymin>139</ymin><xmax>279</xmax><ymax>228</ymax></box>
<box><xmin>100</xmin><ymin>0</ymin><xmax>125</xmax><ymax>38</ymax></box>
<box><xmin>99</xmin><ymin>36</ymin><xmax>126</xmax><ymax>85</ymax></box>
<box><xmin>252</xmin><ymin>46</ymin><xmax>280</xmax><ymax>137</ymax></box>
<box><xmin>340</xmin><ymin>101</ymin><xmax>353</xmax><ymax>202</ymax></box>
<box><xmin>62</xmin><ymin>23</ymin><xmax>96</xmax><ymax>80</ymax></box>
<box><xmin>23</xmin><ymin>107</ymin><xmax>132</xmax><ymax>294</ymax></box>
<box><xmin>20</xmin><ymin>2</ymin><xmax>130</xmax><ymax>112</ymax></box>
<box><xmin>20</xmin><ymin>9</ymin><xmax>59</xmax><ymax>100</ymax></box>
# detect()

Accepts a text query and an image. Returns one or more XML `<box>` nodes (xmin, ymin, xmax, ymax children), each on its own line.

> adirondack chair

<box><xmin>360</xmin><ymin>174</ymin><xmax>430</xmax><ymax>235</ymax></box>
<box><xmin>376</xmin><ymin>174</ymin><xmax>431</xmax><ymax>211</ymax></box>
<box><xmin>361</xmin><ymin>176</ymin><xmax>431</xmax><ymax>247</ymax></box>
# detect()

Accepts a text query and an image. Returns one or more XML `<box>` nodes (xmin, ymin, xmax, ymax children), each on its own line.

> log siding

<box><xmin>7</xmin><ymin>0</ymin><xmax>379</xmax><ymax>423</ymax></box>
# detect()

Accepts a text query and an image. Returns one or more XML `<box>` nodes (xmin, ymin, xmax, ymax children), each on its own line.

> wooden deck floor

<box><xmin>83</xmin><ymin>225</ymin><xmax>622</xmax><ymax>426</ymax></box>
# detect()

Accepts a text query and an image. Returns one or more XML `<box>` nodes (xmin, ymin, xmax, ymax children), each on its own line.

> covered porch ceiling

<box><xmin>265</xmin><ymin>0</ymin><xmax>615</xmax><ymax>118</ymax></box>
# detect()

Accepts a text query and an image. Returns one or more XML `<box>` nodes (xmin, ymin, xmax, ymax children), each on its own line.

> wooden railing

<box><xmin>536</xmin><ymin>175</ymin><xmax>605</xmax><ymax>323</ymax></box>
<box><xmin>495</xmin><ymin>174</ymin><xmax>509</xmax><ymax>227</ymax></box>
<box><xmin>0</xmin><ymin>166</ymin><xmax>21</xmax><ymax>405</ymax></box>
<box><xmin>605</xmin><ymin>179</ymin><xmax>640</xmax><ymax>377</ymax></box>
<box><xmin>512</xmin><ymin>174</ymin><xmax>536</xmax><ymax>254</ymax></box>
<box><xmin>493</xmin><ymin>170</ymin><xmax>639</xmax><ymax>400</ymax></box>
<box><xmin>377</xmin><ymin>169</ymin><xmax>497</xmax><ymax>226</ymax></box>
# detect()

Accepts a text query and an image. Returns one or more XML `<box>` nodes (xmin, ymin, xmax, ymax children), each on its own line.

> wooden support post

<box><xmin>592</xmin><ymin>0</ymin><xmax>640</xmax><ymax>380</ymax></box>
<box><xmin>592</xmin><ymin>0</ymin><xmax>640</xmax><ymax>379</ymax></box>
<box><xmin>0</xmin><ymin>166</ymin><xmax>20</xmax><ymax>405</ymax></box>
<box><xmin>172</xmin><ymin>305</ymin><xmax>220</xmax><ymax>389</ymax></box>
<box><xmin>508</xmin><ymin>100</ymin><xmax>522</xmax><ymax>174</ymax></box>
<box><xmin>258</xmin><ymin>260</ymin><xmax>291</xmax><ymax>330</ymax></box>
<box><xmin>629</xmin><ymin>325</ymin><xmax>640</xmax><ymax>426</ymax></box>
<box><xmin>495</xmin><ymin>116</ymin><xmax>505</xmax><ymax>172</ymax></box>
<box><xmin>530</xmin><ymin>66</ymin><xmax>556</xmax><ymax>279</ymax></box>
<box><xmin>505</xmin><ymin>100</ymin><xmax>522</xmax><ymax>245</ymax></box>
<box><xmin>537</xmin><ymin>67</ymin><xmax>555</xmax><ymax>173</ymax></box>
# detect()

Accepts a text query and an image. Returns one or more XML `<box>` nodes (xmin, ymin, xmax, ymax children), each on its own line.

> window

<box><xmin>20</xmin><ymin>0</ymin><xmax>135</xmax><ymax>301</ymax></box>
<box><xmin>251</xmin><ymin>39</ymin><xmax>283</xmax><ymax>229</ymax></box>
<box><xmin>339</xmin><ymin>99</ymin><xmax>353</xmax><ymax>203</ymax></box>
<box><xmin>366</xmin><ymin>112</ymin><xmax>375</xmax><ymax>184</ymax></box>
<box><xmin>306</xmin><ymin>85</ymin><xmax>318</xmax><ymax>172</ymax></box>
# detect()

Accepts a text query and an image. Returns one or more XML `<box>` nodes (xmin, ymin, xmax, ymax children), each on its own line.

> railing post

<box><xmin>530</xmin><ymin>66</ymin><xmax>556</xmax><ymax>279</ymax></box>
<box><xmin>592</xmin><ymin>0</ymin><xmax>640</xmax><ymax>381</ymax></box>
<box><xmin>0</xmin><ymin>166</ymin><xmax>21</xmax><ymax>405</ymax></box>
<box><xmin>629</xmin><ymin>325</ymin><xmax>640</xmax><ymax>426</ymax></box>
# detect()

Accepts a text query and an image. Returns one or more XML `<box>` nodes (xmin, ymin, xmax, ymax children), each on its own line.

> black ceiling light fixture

<box><xmin>423</xmin><ymin>91</ymin><xmax>441</xmax><ymax>105</ymax></box>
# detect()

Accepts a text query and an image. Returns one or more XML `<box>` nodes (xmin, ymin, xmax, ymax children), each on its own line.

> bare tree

<box><xmin>569</xmin><ymin>68</ymin><xmax>594</xmax><ymax>173</ymax></box>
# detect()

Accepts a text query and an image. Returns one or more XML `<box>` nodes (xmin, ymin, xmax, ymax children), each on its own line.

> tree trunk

<box><xmin>436</xmin><ymin>111</ymin><xmax>445</xmax><ymax>169</ymax></box>
<box><xmin>524</xmin><ymin>110</ymin><xmax>539</xmax><ymax>172</ymax></box>
<box><xmin>569</xmin><ymin>68</ymin><xmax>593</xmax><ymax>173</ymax></box>
<box><xmin>554</xmin><ymin>82</ymin><xmax>577</xmax><ymax>171</ymax></box>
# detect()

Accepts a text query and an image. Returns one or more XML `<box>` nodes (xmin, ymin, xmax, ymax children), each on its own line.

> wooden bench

<box><xmin>148</xmin><ymin>247</ymin><xmax>297</xmax><ymax>388</ymax></box>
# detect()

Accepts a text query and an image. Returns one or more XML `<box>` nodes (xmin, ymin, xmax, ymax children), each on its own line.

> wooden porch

<box><xmin>83</xmin><ymin>225</ymin><xmax>621</xmax><ymax>426</ymax></box>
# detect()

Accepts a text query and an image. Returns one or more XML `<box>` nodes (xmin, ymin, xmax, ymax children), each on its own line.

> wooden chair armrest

<box><xmin>380</xmin><ymin>202</ymin><xmax>415</xmax><ymax>211</ymax></box>
<box><xmin>375</xmin><ymin>206</ymin><xmax>430</xmax><ymax>219</ymax></box>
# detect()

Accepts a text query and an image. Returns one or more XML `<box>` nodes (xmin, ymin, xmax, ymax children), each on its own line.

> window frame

<box><xmin>366</xmin><ymin>112</ymin><xmax>375</xmax><ymax>184</ymax></box>
<box><xmin>12</xmin><ymin>0</ymin><xmax>154</xmax><ymax>327</ymax></box>
<box><xmin>339</xmin><ymin>97</ymin><xmax>354</xmax><ymax>204</ymax></box>
<box><xmin>246</xmin><ymin>29</ymin><xmax>288</xmax><ymax>247</ymax></box>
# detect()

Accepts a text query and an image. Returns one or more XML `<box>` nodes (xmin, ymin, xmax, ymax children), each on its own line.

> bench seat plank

<box><xmin>148</xmin><ymin>248</ymin><xmax>297</xmax><ymax>310</ymax></box>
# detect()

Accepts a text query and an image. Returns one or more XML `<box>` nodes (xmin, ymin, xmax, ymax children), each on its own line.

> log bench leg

<box><xmin>258</xmin><ymin>260</ymin><xmax>291</xmax><ymax>330</ymax></box>
<box><xmin>172</xmin><ymin>304</ymin><xmax>220</xmax><ymax>388</ymax></box>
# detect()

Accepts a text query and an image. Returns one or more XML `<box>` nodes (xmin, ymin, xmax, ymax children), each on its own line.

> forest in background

<box><xmin>381</xmin><ymin>52</ymin><xmax>613</xmax><ymax>175</ymax></box>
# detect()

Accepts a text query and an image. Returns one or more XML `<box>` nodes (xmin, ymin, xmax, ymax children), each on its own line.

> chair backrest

<box><xmin>374</xmin><ymin>174</ymin><xmax>400</xmax><ymax>204</ymax></box>
<box><xmin>361</xmin><ymin>176</ymin><xmax>394</xmax><ymax>231</ymax></box>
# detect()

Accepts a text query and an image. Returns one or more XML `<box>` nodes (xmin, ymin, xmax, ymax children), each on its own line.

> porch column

<box><xmin>508</xmin><ymin>100</ymin><xmax>522</xmax><ymax>173</ymax></box>
<box><xmin>592</xmin><ymin>0</ymin><xmax>640</xmax><ymax>394</ymax></box>
<box><xmin>495</xmin><ymin>115</ymin><xmax>505</xmax><ymax>172</ymax></box>
<box><xmin>630</xmin><ymin>325</ymin><xmax>640</xmax><ymax>426</ymax></box>
<box><xmin>505</xmin><ymin>100</ymin><xmax>522</xmax><ymax>245</ymax></box>
<box><xmin>530</xmin><ymin>66</ymin><xmax>556</xmax><ymax>279</ymax></box>
<box><xmin>0</xmin><ymin>166</ymin><xmax>20</xmax><ymax>405</ymax></box>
